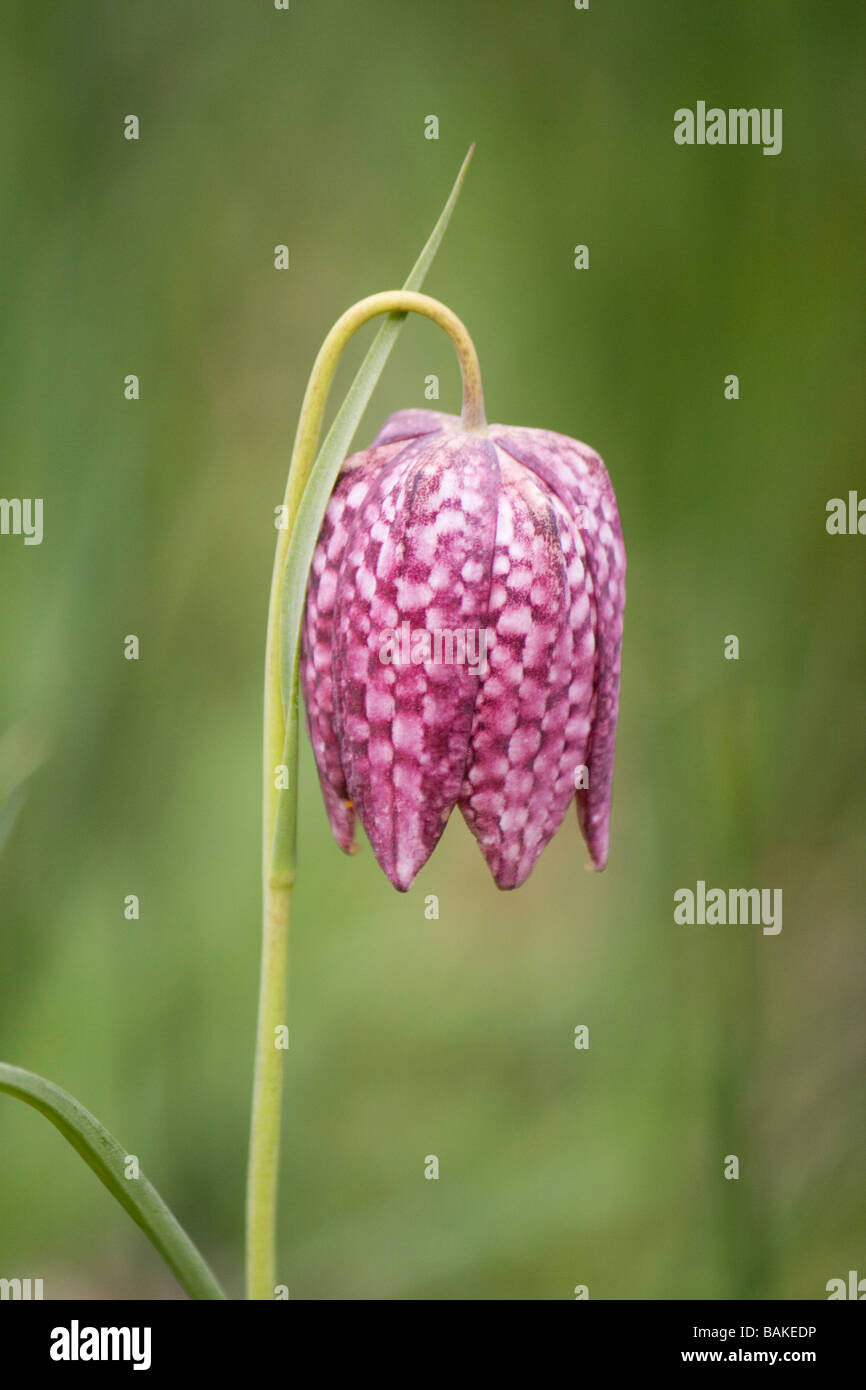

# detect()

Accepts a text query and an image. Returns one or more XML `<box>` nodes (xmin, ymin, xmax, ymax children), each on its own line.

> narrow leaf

<box><xmin>0</xmin><ymin>1062</ymin><xmax>227</xmax><ymax>1300</ymax></box>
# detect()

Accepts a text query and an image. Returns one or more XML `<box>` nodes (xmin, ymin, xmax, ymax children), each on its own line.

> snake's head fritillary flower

<box><xmin>301</xmin><ymin>408</ymin><xmax>625</xmax><ymax>891</ymax></box>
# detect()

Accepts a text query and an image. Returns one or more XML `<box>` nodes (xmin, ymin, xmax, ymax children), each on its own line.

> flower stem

<box><xmin>246</xmin><ymin>290</ymin><xmax>485</xmax><ymax>1301</ymax></box>
<box><xmin>245</xmin><ymin>878</ymin><xmax>290</xmax><ymax>1300</ymax></box>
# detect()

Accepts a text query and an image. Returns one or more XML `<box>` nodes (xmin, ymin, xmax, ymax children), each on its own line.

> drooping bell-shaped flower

<box><xmin>300</xmin><ymin>407</ymin><xmax>625</xmax><ymax>890</ymax></box>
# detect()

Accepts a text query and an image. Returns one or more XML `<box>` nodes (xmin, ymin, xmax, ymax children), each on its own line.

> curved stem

<box><xmin>293</xmin><ymin>292</ymin><xmax>487</xmax><ymax>508</ymax></box>
<box><xmin>247</xmin><ymin>291</ymin><xmax>485</xmax><ymax>1301</ymax></box>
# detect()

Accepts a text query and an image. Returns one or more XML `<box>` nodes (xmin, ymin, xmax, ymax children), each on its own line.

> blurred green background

<box><xmin>1</xmin><ymin>0</ymin><xmax>864</xmax><ymax>1299</ymax></box>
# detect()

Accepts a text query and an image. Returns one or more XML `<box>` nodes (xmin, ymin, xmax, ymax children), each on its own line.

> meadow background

<box><xmin>1</xmin><ymin>0</ymin><xmax>863</xmax><ymax>1299</ymax></box>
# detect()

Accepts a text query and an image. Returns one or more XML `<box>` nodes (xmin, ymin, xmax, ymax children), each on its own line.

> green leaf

<box><xmin>0</xmin><ymin>1063</ymin><xmax>227</xmax><ymax>1300</ymax></box>
<box><xmin>272</xmin><ymin>145</ymin><xmax>475</xmax><ymax>870</ymax></box>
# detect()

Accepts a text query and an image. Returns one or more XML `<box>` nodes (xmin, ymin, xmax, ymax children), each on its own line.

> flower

<box><xmin>300</xmin><ymin>408</ymin><xmax>625</xmax><ymax>890</ymax></box>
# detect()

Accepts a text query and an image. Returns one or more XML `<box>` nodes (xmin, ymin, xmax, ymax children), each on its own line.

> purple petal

<box><xmin>301</xmin><ymin>439</ymin><xmax>408</xmax><ymax>852</ymax></box>
<box><xmin>458</xmin><ymin>451</ymin><xmax>593</xmax><ymax>888</ymax></box>
<box><xmin>490</xmin><ymin>426</ymin><xmax>626</xmax><ymax>869</ymax></box>
<box><xmin>372</xmin><ymin>408</ymin><xmax>458</xmax><ymax>447</ymax></box>
<box><xmin>331</xmin><ymin>431</ymin><xmax>500</xmax><ymax>889</ymax></box>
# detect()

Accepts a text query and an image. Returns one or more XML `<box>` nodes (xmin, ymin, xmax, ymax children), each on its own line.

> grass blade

<box><xmin>0</xmin><ymin>1062</ymin><xmax>227</xmax><ymax>1300</ymax></box>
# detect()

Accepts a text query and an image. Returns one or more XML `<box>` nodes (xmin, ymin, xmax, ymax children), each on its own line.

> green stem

<box><xmin>246</xmin><ymin>292</ymin><xmax>485</xmax><ymax>1301</ymax></box>
<box><xmin>244</xmin><ymin>880</ymin><xmax>290</xmax><ymax>1300</ymax></box>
